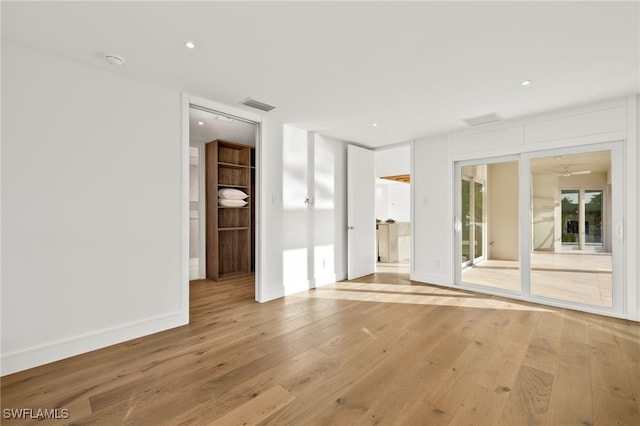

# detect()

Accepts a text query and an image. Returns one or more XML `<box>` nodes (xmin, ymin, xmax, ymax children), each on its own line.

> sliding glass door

<box><xmin>530</xmin><ymin>149</ymin><xmax>617</xmax><ymax>309</ymax></box>
<box><xmin>455</xmin><ymin>143</ymin><xmax>623</xmax><ymax>315</ymax></box>
<box><xmin>457</xmin><ymin>159</ymin><xmax>520</xmax><ymax>293</ymax></box>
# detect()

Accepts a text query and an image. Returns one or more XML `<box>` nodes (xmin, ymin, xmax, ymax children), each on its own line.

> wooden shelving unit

<box><xmin>206</xmin><ymin>140</ymin><xmax>253</xmax><ymax>281</ymax></box>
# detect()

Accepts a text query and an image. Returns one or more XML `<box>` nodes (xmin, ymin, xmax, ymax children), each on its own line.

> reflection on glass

<box><xmin>474</xmin><ymin>181</ymin><xmax>483</xmax><ymax>259</ymax></box>
<box><xmin>189</xmin><ymin>147</ymin><xmax>201</xmax><ymax>280</ymax></box>
<box><xmin>530</xmin><ymin>150</ymin><xmax>612</xmax><ymax>307</ymax></box>
<box><xmin>585</xmin><ymin>190</ymin><xmax>603</xmax><ymax>246</ymax></box>
<box><xmin>461</xmin><ymin>179</ymin><xmax>470</xmax><ymax>263</ymax></box>
<box><xmin>460</xmin><ymin>162</ymin><xmax>519</xmax><ymax>292</ymax></box>
<box><xmin>561</xmin><ymin>190</ymin><xmax>579</xmax><ymax>246</ymax></box>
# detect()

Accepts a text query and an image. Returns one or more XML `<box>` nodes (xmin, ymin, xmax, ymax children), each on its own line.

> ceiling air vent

<box><xmin>462</xmin><ymin>112</ymin><xmax>502</xmax><ymax>127</ymax></box>
<box><xmin>240</xmin><ymin>97</ymin><xmax>276</xmax><ymax>112</ymax></box>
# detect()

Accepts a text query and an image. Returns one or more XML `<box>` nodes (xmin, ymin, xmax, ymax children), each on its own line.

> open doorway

<box><xmin>188</xmin><ymin>105</ymin><xmax>258</xmax><ymax>295</ymax></box>
<box><xmin>374</xmin><ymin>146</ymin><xmax>411</xmax><ymax>275</ymax></box>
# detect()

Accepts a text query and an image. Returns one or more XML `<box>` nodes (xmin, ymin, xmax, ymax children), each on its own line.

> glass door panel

<box><xmin>585</xmin><ymin>190</ymin><xmax>604</xmax><ymax>247</ymax></box>
<box><xmin>474</xmin><ymin>181</ymin><xmax>484</xmax><ymax>259</ymax></box>
<box><xmin>561</xmin><ymin>190</ymin><xmax>580</xmax><ymax>248</ymax></box>
<box><xmin>459</xmin><ymin>161</ymin><xmax>519</xmax><ymax>292</ymax></box>
<box><xmin>530</xmin><ymin>150</ymin><xmax>612</xmax><ymax>308</ymax></box>
<box><xmin>461</xmin><ymin>179</ymin><xmax>471</xmax><ymax>264</ymax></box>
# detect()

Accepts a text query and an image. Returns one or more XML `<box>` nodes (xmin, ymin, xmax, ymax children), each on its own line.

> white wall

<box><xmin>412</xmin><ymin>136</ymin><xmax>451</xmax><ymax>285</ymax></box>
<box><xmin>281</xmin><ymin>126</ymin><xmax>309</xmax><ymax>291</ymax></box>
<box><xmin>257</xmin><ymin>118</ymin><xmax>285</xmax><ymax>302</ymax></box>
<box><xmin>1</xmin><ymin>42</ymin><xmax>186</xmax><ymax>374</ymax></box>
<box><xmin>375</xmin><ymin>180</ymin><xmax>410</xmax><ymax>222</ymax></box>
<box><xmin>314</xmin><ymin>134</ymin><xmax>347</xmax><ymax>285</ymax></box>
<box><xmin>375</xmin><ymin>145</ymin><xmax>411</xmax><ymax>222</ymax></box>
<box><xmin>375</xmin><ymin>144</ymin><xmax>410</xmax><ymax>178</ymax></box>
<box><xmin>264</xmin><ymin>126</ymin><xmax>348</xmax><ymax>299</ymax></box>
<box><xmin>388</xmin><ymin>182</ymin><xmax>411</xmax><ymax>222</ymax></box>
<box><xmin>375</xmin><ymin>183</ymin><xmax>389</xmax><ymax>220</ymax></box>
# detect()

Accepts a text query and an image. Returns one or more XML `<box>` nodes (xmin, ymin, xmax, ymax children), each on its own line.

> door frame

<box><xmin>184</xmin><ymin>95</ymin><xmax>263</xmax><ymax>301</ymax></box>
<box><xmin>523</xmin><ymin>142</ymin><xmax>624</xmax><ymax>315</ymax></box>
<box><xmin>453</xmin><ymin>143</ymin><xmax>624</xmax><ymax>316</ymax></box>
<box><xmin>454</xmin><ymin>154</ymin><xmax>520</xmax><ymax>293</ymax></box>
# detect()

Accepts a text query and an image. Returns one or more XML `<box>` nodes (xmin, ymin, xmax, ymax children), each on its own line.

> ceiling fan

<box><xmin>555</xmin><ymin>166</ymin><xmax>591</xmax><ymax>177</ymax></box>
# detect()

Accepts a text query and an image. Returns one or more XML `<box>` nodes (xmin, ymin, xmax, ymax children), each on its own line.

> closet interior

<box><xmin>189</xmin><ymin>106</ymin><xmax>257</xmax><ymax>283</ymax></box>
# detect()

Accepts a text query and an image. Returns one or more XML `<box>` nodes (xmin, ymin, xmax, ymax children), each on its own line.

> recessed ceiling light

<box><xmin>197</xmin><ymin>121</ymin><xmax>204</xmax><ymax>126</ymax></box>
<box><xmin>104</xmin><ymin>54</ymin><xmax>125</xmax><ymax>67</ymax></box>
<box><xmin>521</xmin><ymin>80</ymin><xmax>532</xmax><ymax>86</ymax></box>
<box><xmin>372</xmin><ymin>123</ymin><xmax>378</xmax><ymax>127</ymax></box>
<box><xmin>184</xmin><ymin>41</ymin><xmax>195</xmax><ymax>49</ymax></box>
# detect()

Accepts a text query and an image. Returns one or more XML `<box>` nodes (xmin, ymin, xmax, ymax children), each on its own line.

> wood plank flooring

<box><xmin>1</xmin><ymin>273</ymin><xmax>639</xmax><ymax>425</ymax></box>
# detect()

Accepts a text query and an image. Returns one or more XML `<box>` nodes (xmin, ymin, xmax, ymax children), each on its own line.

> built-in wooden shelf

<box><xmin>206</xmin><ymin>140</ymin><xmax>254</xmax><ymax>281</ymax></box>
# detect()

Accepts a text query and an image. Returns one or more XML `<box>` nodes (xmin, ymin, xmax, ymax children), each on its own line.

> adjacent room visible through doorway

<box><xmin>376</xmin><ymin>174</ymin><xmax>410</xmax><ymax>275</ymax></box>
<box><xmin>189</xmin><ymin>105</ymin><xmax>258</xmax><ymax>300</ymax></box>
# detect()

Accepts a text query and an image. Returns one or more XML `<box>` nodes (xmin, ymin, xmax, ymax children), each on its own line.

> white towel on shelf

<box><xmin>218</xmin><ymin>198</ymin><xmax>248</xmax><ymax>207</ymax></box>
<box><xmin>218</xmin><ymin>188</ymin><xmax>248</xmax><ymax>200</ymax></box>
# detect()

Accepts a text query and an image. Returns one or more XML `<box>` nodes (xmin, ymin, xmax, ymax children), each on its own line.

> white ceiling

<box><xmin>2</xmin><ymin>1</ymin><xmax>639</xmax><ymax>148</ymax></box>
<box><xmin>531</xmin><ymin>150</ymin><xmax>611</xmax><ymax>175</ymax></box>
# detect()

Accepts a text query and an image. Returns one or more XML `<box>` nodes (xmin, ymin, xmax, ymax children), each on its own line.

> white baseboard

<box><xmin>1</xmin><ymin>311</ymin><xmax>187</xmax><ymax>376</ymax></box>
<box><xmin>257</xmin><ymin>272</ymin><xmax>347</xmax><ymax>303</ymax></box>
<box><xmin>411</xmin><ymin>271</ymin><xmax>452</xmax><ymax>287</ymax></box>
<box><xmin>258</xmin><ymin>286</ymin><xmax>285</xmax><ymax>303</ymax></box>
<box><xmin>283</xmin><ymin>280</ymin><xmax>314</xmax><ymax>296</ymax></box>
<box><xmin>315</xmin><ymin>272</ymin><xmax>343</xmax><ymax>287</ymax></box>
<box><xmin>334</xmin><ymin>272</ymin><xmax>347</xmax><ymax>282</ymax></box>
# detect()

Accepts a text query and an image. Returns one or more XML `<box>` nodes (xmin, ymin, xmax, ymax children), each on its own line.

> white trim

<box><xmin>410</xmin><ymin>141</ymin><xmax>415</xmax><ymax>277</ymax></box>
<box><xmin>180</xmin><ymin>93</ymin><xmax>190</xmax><ymax>323</ymax></box>
<box><xmin>1</xmin><ymin>311</ymin><xmax>185</xmax><ymax>376</ymax></box>
<box><xmin>625</xmin><ymin>95</ymin><xmax>638</xmax><ymax>320</ymax></box>
<box><xmin>188</xmin><ymin>95</ymin><xmax>263</xmax><ymax>124</ymax></box>
<box><xmin>197</xmin><ymin>142</ymin><xmax>206</xmax><ymax>279</ymax></box>
<box><xmin>254</xmin><ymin>121</ymin><xmax>263</xmax><ymax>302</ymax></box>
<box><xmin>454</xmin><ymin>283</ymin><xmax>626</xmax><ymax>320</ymax></box>
<box><xmin>261</xmin><ymin>287</ymin><xmax>284</xmax><ymax>303</ymax></box>
<box><xmin>452</xmin><ymin>97</ymin><xmax>627</xmax><ymax>139</ymax></box>
<box><xmin>334</xmin><ymin>272</ymin><xmax>348</xmax><ymax>282</ymax></box>
<box><xmin>519</xmin><ymin>155</ymin><xmax>532</xmax><ymax>299</ymax></box>
<box><xmin>411</xmin><ymin>272</ymin><xmax>452</xmax><ymax>287</ymax></box>
<box><xmin>284</xmin><ymin>281</ymin><xmax>314</xmax><ymax>296</ymax></box>
<box><xmin>450</xmin><ymin>132</ymin><xmax>626</xmax><ymax>163</ymax></box>
<box><xmin>373</xmin><ymin>140</ymin><xmax>412</xmax><ymax>152</ymax></box>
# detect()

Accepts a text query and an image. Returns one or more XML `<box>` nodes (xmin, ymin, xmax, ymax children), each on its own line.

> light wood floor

<box><xmin>2</xmin><ymin>273</ymin><xmax>639</xmax><ymax>425</ymax></box>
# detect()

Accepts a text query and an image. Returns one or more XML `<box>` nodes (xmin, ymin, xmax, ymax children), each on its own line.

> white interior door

<box><xmin>348</xmin><ymin>144</ymin><xmax>376</xmax><ymax>279</ymax></box>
